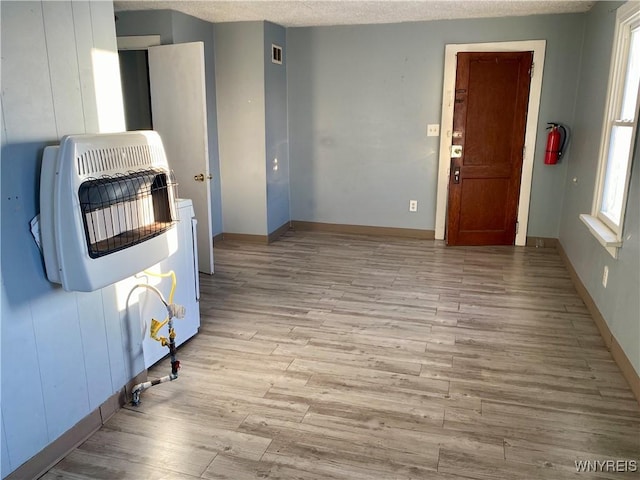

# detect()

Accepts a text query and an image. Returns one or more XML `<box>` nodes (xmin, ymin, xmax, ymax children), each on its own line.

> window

<box><xmin>581</xmin><ymin>2</ymin><xmax>640</xmax><ymax>258</ymax></box>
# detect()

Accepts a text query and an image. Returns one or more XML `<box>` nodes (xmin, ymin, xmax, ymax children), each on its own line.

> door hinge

<box><xmin>522</xmin><ymin>145</ymin><xmax>526</xmax><ymax>159</ymax></box>
<box><xmin>529</xmin><ymin>63</ymin><xmax>534</xmax><ymax>77</ymax></box>
<box><xmin>516</xmin><ymin>221</ymin><xmax>520</xmax><ymax>234</ymax></box>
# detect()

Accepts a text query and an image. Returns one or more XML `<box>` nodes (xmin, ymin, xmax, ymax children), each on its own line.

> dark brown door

<box><xmin>446</xmin><ymin>51</ymin><xmax>533</xmax><ymax>246</ymax></box>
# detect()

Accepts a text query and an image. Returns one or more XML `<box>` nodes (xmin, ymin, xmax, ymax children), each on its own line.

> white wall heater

<box><xmin>40</xmin><ymin>131</ymin><xmax>178</xmax><ymax>292</ymax></box>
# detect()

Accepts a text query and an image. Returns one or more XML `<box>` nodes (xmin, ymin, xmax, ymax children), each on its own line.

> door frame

<box><xmin>434</xmin><ymin>40</ymin><xmax>546</xmax><ymax>246</ymax></box>
<box><xmin>117</xmin><ymin>35</ymin><xmax>161</xmax><ymax>50</ymax></box>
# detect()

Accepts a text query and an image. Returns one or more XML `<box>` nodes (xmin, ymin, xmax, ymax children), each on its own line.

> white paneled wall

<box><xmin>1</xmin><ymin>2</ymin><xmax>57</xmax><ymax>142</ymax></box>
<box><xmin>42</xmin><ymin>1</ymin><xmax>86</xmax><ymax>137</ymax></box>
<box><xmin>0</xmin><ymin>2</ymin><xmax>133</xmax><ymax>477</ymax></box>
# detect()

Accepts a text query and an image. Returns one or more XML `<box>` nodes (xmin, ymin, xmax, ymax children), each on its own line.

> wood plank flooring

<box><xmin>44</xmin><ymin>231</ymin><xmax>640</xmax><ymax>479</ymax></box>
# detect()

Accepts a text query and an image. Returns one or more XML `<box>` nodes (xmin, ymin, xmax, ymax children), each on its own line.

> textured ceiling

<box><xmin>113</xmin><ymin>1</ymin><xmax>595</xmax><ymax>27</ymax></box>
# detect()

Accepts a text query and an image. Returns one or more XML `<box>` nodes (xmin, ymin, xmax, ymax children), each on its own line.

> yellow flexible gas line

<box><xmin>131</xmin><ymin>269</ymin><xmax>183</xmax><ymax>406</ymax></box>
<box><xmin>142</xmin><ymin>269</ymin><xmax>177</xmax><ymax>344</ymax></box>
<box><xmin>144</xmin><ymin>269</ymin><xmax>177</xmax><ymax>304</ymax></box>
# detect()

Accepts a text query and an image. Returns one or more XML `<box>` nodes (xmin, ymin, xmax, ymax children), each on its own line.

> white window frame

<box><xmin>581</xmin><ymin>2</ymin><xmax>640</xmax><ymax>259</ymax></box>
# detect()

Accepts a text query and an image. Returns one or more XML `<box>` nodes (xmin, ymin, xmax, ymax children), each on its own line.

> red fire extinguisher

<box><xmin>544</xmin><ymin>123</ymin><xmax>568</xmax><ymax>165</ymax></box>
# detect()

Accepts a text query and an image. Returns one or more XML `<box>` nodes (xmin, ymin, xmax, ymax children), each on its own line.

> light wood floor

<box><xmin>44</xmin><ymin>231</ymin><xmax>640</xmax><ymax>479</ymax></box>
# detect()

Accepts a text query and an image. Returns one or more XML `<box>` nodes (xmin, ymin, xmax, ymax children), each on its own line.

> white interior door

<box><xmin>148</xmin><ymin>42</ymin><xmax>214</xmax><ymax>274</ymax></box>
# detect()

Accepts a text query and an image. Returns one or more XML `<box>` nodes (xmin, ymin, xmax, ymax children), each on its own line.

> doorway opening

<box><xmin>117</xmin><ymin>35</ymin><xmax>160</xmax><ymax>131</ymax></box>
<box><xmin>119</xmin><ymin>49</ymin><xmax>153</xmax><ymax>131</ymax></box>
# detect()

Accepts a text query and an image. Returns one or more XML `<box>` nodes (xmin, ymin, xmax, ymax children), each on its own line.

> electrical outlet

<box><xmin>602</xmin><ymin>265</ymin><xmax>609</xmax><ymax>288</ymax></box>
<box><xmin>427</xmin><ymin>124</ymin><xmax>440</xmax><ymax>137</ymax></box>
<box><xmin>409</xmin><ymin>200</ymin><xmax>418</xmax><ymax>212</ymax></box>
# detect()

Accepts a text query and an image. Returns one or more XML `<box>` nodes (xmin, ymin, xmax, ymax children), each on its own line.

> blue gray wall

<box><xmin>559</xmin><ymin>1</ymin><xmax>639</xmax><ymax>373</ymax></box>
<box><xmin>265</xmin><ymin>22</ymin><xmax>290</xmax><ymax>234</ymax></box>
<box><xmin>286</xmin><ymin>15</ymin><xmax>585</xmax><ymax>234</ymax></box>
<box><xmin>115</xmin><ymin>10</ymin><xmax>224</xmax><ymax>237</ymax></box>
<box><xmin>1</xmin><ymin>2</ymin><xmax>141</xmax><ymax>476</ymax></box>
<box><xmin>115</xmin><ymin>9</ymin><xmax>173</xmax><ymax>44</ymax></box>
<box><xmin>214</xmin><ymin>21</ymin><xmax>291</xmax><ymax>237</ymax></box>
<box><xmin>215</xmin><ymin>22</ymin><xmax>268</xmax><ymax>236</ymax></box>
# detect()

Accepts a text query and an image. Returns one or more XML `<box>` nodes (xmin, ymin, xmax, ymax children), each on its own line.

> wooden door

<box><xmin>446</xmin><ymin>51</ymin><xmax>533</xmax><ymax>246</ymax></box>
<box><xmin>148</xmin><ymin>42</ymin><xmax>214</xmax><ymax>274</ymax></box>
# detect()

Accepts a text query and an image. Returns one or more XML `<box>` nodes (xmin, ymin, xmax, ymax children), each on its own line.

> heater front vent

<box><xmin>79</xmin><ymin>168</ymin><xmax>177</xmax><ymax>258</ymax></box>
<box><xmin>76</xmin><ymin>144</ymin><xmax>166</xmax><ymax>177</ymax></box>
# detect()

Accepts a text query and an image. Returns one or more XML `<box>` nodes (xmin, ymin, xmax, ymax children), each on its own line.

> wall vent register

<box><xmin>272</xmin><ymin>44</ymin><xmax>283</xmax><ymax>64</ymax></box>
<box><xmin>39</xmin><ymin>131</ymin><xmax>179</xmax><ymax>292</ymax></box>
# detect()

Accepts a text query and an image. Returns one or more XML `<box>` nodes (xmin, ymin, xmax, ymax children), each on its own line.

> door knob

<box><xmin>194</xmin><ymin>173</ymin><xmax>213</xmax><ymax>182</ymax></box>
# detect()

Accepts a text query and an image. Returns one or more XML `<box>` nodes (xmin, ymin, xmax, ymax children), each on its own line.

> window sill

<box><xmin>579</xmin><ymin>214</ymin><xmax>622</xmax><ymax>259</ymax></box>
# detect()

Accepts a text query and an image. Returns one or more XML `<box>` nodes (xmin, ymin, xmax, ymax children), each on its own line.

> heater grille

<box><xmin>75</xmin><ymin>144</ymin><xmax>166</xmax><ymax>176</ymax></box>
<box><xmin>79</xmin><ymin>168</ymin><xmax>177</xmax><ymax>258</ymax></box>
